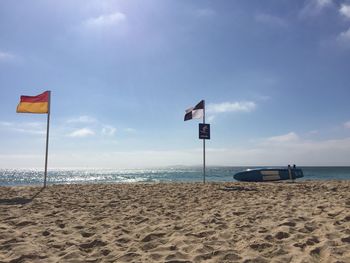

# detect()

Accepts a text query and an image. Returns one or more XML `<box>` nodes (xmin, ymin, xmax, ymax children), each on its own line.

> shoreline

<box><xmin>1</xmin><ymin>181</ymin><xmax>350</xmax><ymax>262</ymax></box>
<box><xmin>1</xmin><ymin>178</ymin><xmax>350</xmax><ymax>188</ymax></box>
<box><xmin>1</xmin><ymin>166</ymin><xmax>350</xmax><ymax>186</ymax></box>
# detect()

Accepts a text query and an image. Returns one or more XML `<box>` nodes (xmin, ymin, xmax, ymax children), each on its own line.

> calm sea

<box><xmin>0</xmin><ymin>167</ymin><xmax>350</xmax><ymax>186</ymax></box>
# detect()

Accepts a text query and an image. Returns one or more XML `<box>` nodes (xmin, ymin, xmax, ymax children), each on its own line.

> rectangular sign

<box><xmin>199</xmin><ymin>123</ymin><xmax>210</xmax><ymax>140</ymax></box>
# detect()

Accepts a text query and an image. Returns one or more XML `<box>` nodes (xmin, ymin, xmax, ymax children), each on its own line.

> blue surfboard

<box><xmin>234</xmin><ymin>167</ymin><xmax>304</xmax><ymax>182</ymax></box>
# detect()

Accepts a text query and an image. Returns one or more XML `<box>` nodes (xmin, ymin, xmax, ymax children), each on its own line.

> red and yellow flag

<box><xmin>16</xmin><ymin>91</ymin><xmax>50</xmax><ymax>114</ymax></box>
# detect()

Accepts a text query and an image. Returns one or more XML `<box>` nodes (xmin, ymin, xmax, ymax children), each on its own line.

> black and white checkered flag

<box><xmin>184</xmin><ymin>100</ymin><xmax>204</xmax><ymax>121</ymax></box>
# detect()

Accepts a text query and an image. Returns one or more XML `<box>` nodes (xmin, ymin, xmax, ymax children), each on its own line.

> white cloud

<box><xmin>12</xmin><ymin>128</ymin><xmax>45</xmax><ymax>135</ymax></box>
<box><xmin>316</xmin><ymin>0</ymin><xmax>333</xmax><ymax>7</ymax></box>
<box><xmin>10</xmin><ymin>135</ymin><xmax>350</xmax><ymax>168</ymax></box>
<box><xmin>0</xmin><ymin>51</ymin><xmax>20</xmax><ymax>64</ymax></box>
<box><xmin>0</xmin><ymin>121</ymin><xmax>12</xmax><ymax>127</ymax></box>
<box><xmin>68</xmin><ymin>128</ymin><xmax>95</xmax><ymax>138</ymax></box>
<box><xmin>83</xmin><ymin>12</ymin><xmax>126</xmax><ymax>28</ymax></box>
<box><xmin>102</xmin><ymin>125</ymin><xmax>116</xmax><ymax>136</ymax></box>
<box><xmin>255</xmin><ymin>13</ymin><xmax>288</xmax><ymax>28</ymax></box>
<box><xmin>340</xmin><ymin>4</ymin><xmax>350</xmax><ymax>19</ymax></box>
<box><xmin>206</xmin><ymin>132</ymin><xmax>350</xmax><ymax>166</ymax></box>
<box><xmin>265</xmin><ymin>132</ymin><xmax>299</xmax><ymax>144</ymax></box>
<box><xmin>0</xmin><ymin>121</ymin><xmax>45</xmax><ymax>135</ymax></box>
<box><xmin>66</xmin><ymin>116</ymin><xmax>97</xmax><ymax>124</ymax></box>
<box><xmin>344</xmin><ymin>121</ymin><xmax>350</xmax><ymax>129</ymax></box>
<box><xmin>337</xmin><ymin>27</ymin><xmax>350</xmax><ymax>45</ymax></box>
<box><xmin>207</xmin><ymin>115</ymin><xmax>215</xmax><ymax>122</ymax></box>
<box><xmin>299</xmin><ymin>0</ymin><xmax>334</xmax><ymax>18</ymax></box>
<box><xmin>207</xmin><ymin>101</ymin><xmax>256</xmax><ymax>114</ymax></box>
<box><xmin>330</xmin><ymin>7</ymin><xmax>350</xmax><ymax>49</ymax></box>
<box><xmin>4</xmin><ymin>130</ymin><xmax>350</xmax><ymax>167</ymax></box>
<box><xmin>0</xmin><ymin>51</ymin><xmax>15</xmax><ymax>61</ymax></box>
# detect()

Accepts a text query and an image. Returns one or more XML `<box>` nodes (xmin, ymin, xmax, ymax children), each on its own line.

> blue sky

<box><xmin>1</xmin><ymin>0</ymin><xmax>350</xmax><ymax>168</ymax></box>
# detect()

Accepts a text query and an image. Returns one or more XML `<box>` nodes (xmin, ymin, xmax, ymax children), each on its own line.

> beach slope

<box><xmin>0</xmin><ymin>181</ymin><xmax>350</xmax><ymax>262</ymax></box>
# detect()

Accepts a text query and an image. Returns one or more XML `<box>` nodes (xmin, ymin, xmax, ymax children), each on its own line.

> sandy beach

<box><xmin>0</xmin><ymin>181</ymin><xmax>350</xmax><ymax>263</ymax></box>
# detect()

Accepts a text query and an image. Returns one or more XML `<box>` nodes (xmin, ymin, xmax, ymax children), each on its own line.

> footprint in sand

<box><xmin>165</xmin><ymin>260</ymin><xmax>192</xmax><ymax>263</ymax></box>
<box><xmin>141</xmin><ymin>232</ymin><xmax>166</xmax><ymax>242</ymax></box>
<box><xmin>278</xmin><ymin>221</ymin><xmax>296</xmax><ymax>227</ymax></box>
<box><xmin>15</xmin><ymin>221</ymin><xmax>37</xmax><ymax>227</ymax></box>
<box><xmin>293</xmin><ymin>242</ymin><xmax>306</xmax><ymax>249</ymax></box>
<box><xmin>115</xmin><ymin>236</ymin><xmax>131</xmax><ymax>244</ymax></box>
<box><xmin>299</xmin><ymin>223</ymin><xmax>317</xmax><ymax>233</ymax></box>
<box><xmin>221</xmin><ymin>252</ymin><xmax>242</xmax><ymax>261</ymax></box>
<box><xmin>249</xmin><ymin>242</ymin><xmax>273</xmax><ymax>252</ymax></box>
<box><xmin>79</xmin><ymin>239</ymin><xmax>107</xmax><ymax>250</ymax></box>
<box><xmin>305</xmin><ymin>236</ymin><xmax>320</xmax><ymax>246</ymax></box>
<box><xmin>275</xmin><ymin>231</ymin><xmax>290</xmax><ymax>240</ymax></box>
<box><xmin>141</xmin><ymin>240</ymin><xmax>162</xmax><ymax>251</ymax></box>
<box><xmin>80</xmin><ymin>231</ymin><xmax>95</xmax><ymax>238</ymax></box>
<box><xmin>341</xmin><ymin>236</ymin><xmax>350</xmax><ymax>243</ymax></box>
<box><xmin>238</xmin><ymin>256</ymin><xmax>268</xmax><ymax>263</ymax></box>
<box><xmin>149</xmin><ymin>253</ymin><xmax>163</xmax><ymax>261</ymax></box>
<box><xmin>101</xmin><ymin>249</ymin><xmax>111</xmax><ymax>256</ymax></box>
<box><xmin>117</xmin><ymin>252</ymin><xmax>141</xmax><ymax>262</ymax></box>
<box><xmin>42</xmin><ymin>230</ymin><xmax>50</xmax><ymax>236</ymax></box>
<box><xmin>185</xmin><ymin>231</ymin><xmax>215</xmax><ymax>239</ymax></box>
<box><xmin>60</xmin><ymin>251</ymin><xmax>83</xmax><ymax>261</ymax></box>
<box><xmin>165</xmin><ymin>252</ymin><xmax>189</xmax><ymax>261</ymax></box>
<box><xmin>309</xmin><ymin>246</ymin><xmax>322</xmax><ymax>256</ymax></box>
<box><xmin>264</xmin><ymin>234</ymin><xmax>274</xmax><ymax>241</ymax></box>
<box><xmin>55</xmin><ymin>220</ymin><xmax>65</xmax><ymax>229</ymax></box>
<box><xmin>193</xmin><ymin>252</ymin><xmax>216</xmax><ymax>262</ymax></box>
<box><xmin>193</xmin><ymin>250</ymin><xmax>239</xmax><ymax>262</ymax></box>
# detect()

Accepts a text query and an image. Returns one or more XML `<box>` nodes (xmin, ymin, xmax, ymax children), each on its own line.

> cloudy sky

<box><xmin>1</xmin><ymin>0</ymin><xmax>350</xmax><ymax>168</ymax></box>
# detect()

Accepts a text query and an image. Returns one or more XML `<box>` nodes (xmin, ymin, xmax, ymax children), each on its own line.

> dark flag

<box><xmin>184</xmin><ymin>100</ymin><xmax>204</xmax><ymax>121</ymax></box>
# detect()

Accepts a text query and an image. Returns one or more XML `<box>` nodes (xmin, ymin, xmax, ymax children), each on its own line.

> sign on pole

<box><xmin>199</xmin><ymin>123</ymin><xmax>210</xmax><ymax>140</ymax></box>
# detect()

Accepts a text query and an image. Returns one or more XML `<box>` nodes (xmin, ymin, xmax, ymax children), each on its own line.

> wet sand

<box><xmin>0</xmin><ymin>181</ymin><xmax>350</xmax><ymax>262</ymax></box>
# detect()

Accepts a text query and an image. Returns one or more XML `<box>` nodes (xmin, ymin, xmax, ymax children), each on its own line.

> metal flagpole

<box><xmin>43</xmin><ymin>91</ymin><xmax>51</xmax><ymax>188</ymax></box>
<box><xmin>203</xmin><ymin>100</ymin><xmax>206</xmax><ymax>184</ymax></box>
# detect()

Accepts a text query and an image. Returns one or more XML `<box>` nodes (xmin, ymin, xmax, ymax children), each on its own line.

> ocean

<box><xmin>0</xmin><ymin>166</ymin><xmax>350</xmax><ymax>186</ymax></box>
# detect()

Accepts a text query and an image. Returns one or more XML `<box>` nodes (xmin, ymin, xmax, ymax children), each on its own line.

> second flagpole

<box><xmin>203</xmin><ymin>100</ymin><xmax>206</xmax><ymax>184</ymax></box>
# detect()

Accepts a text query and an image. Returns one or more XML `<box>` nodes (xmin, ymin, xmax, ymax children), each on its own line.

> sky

<box><xmin>1</xmin><ymin>0</ymin><xmax>350</xmax><ymax>168</ymax></box>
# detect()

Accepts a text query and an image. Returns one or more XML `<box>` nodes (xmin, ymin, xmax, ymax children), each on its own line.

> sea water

<box><xmin>0</xmin><ymin>167</ymin><xmax>350</xmax><ymax>186</ymax></box>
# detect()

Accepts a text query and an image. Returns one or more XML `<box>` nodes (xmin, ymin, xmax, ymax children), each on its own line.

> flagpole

<box><xmin>43</xmin><ymin>91</ymin><xmax>51</xmax><ymax>188</ymax></box>
<box><xmin>203</xmin><ymin>100</ymin><xmax>206</xmax><ymax>184</ymax></box>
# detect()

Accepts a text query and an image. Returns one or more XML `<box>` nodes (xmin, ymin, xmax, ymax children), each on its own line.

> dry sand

<box><xmin>0</xmin><ymin>181</ymin><xmax>350</xmax><ymax>263</ymax></box>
